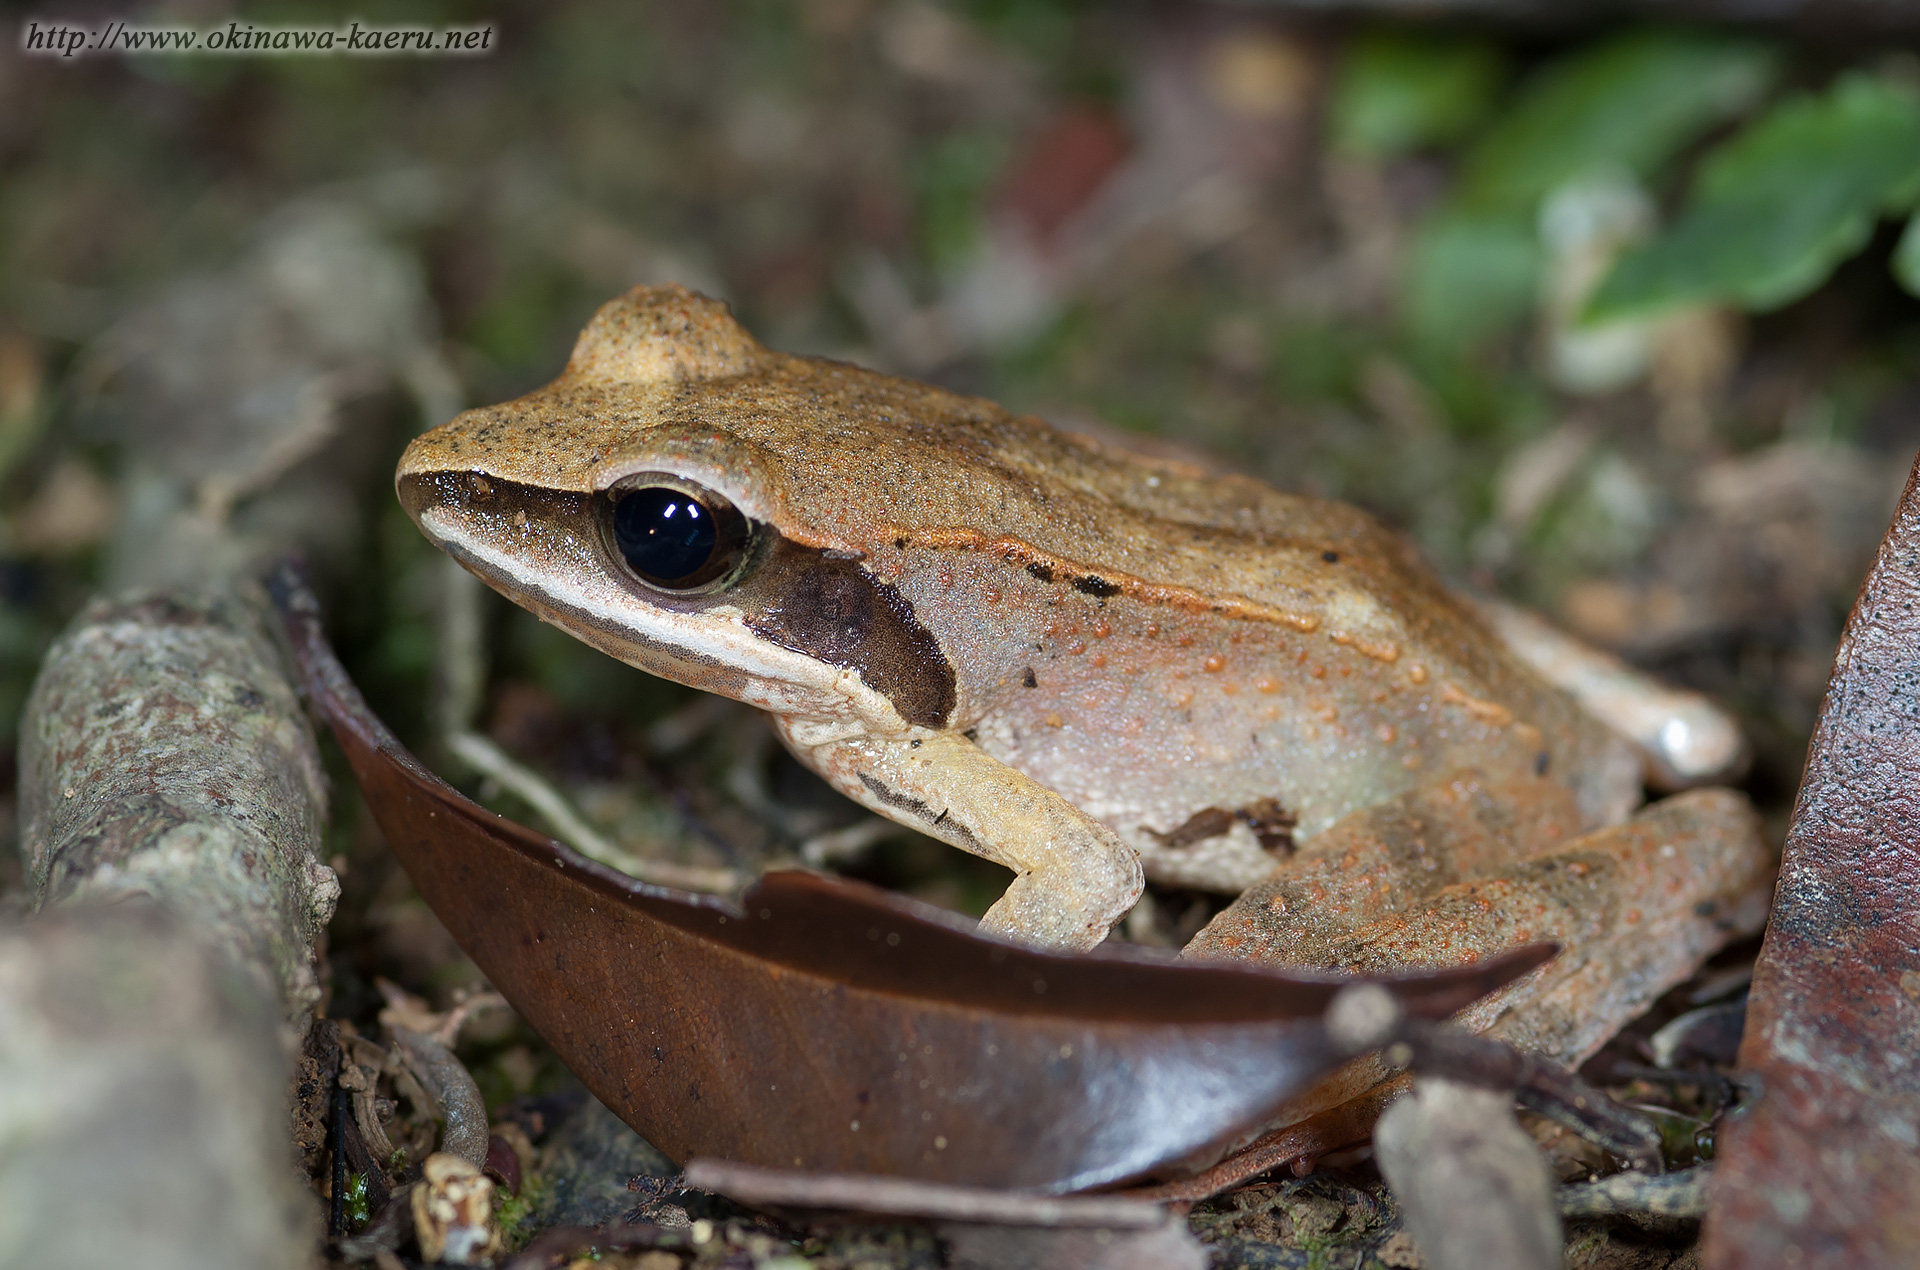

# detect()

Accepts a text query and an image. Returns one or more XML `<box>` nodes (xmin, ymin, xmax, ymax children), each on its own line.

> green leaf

<box><xmin>910</xmin><ymin>128</ymin><xmax>1009</xmax><ymax>273</ymax></box>
<box><xmin>1459</xmin><ymin>31</ymin><xmax>1777</xmax><ymax>214</ymax></box>
<box><xmin>1894</xmin><ymin>210</ymin><xmax>1920</xmax><ymax>298</ymax></box>
<box><xmin>1590</xmin><ymin>74</ymin><xmax>1920</xmax><ymax>320</ymax></box>
<box><xmin>1329</xmin><ymin>31</ymin><xmax>1504</xmax><ymax>159</ymax></box>
<box><xmin>1398</xmin><ymin>31</ymin><xmax>1774</xmax><ymax>347</ymax></box>
<box><xmin>1405</xmin><ymin>213</ymin><xmax>1541</xmax><ymax>350</ymax></box>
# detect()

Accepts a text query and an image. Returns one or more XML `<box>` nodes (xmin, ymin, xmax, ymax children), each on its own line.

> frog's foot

<box><xmin>1476</xmin><ymin>597</ymin><xmax>1747</xmax><ymax>789</ymax></box>
<box><xmin>773</xmin><ymin>720</ymin><xmax>1143</xmax><ymax>951</ymax></box>
<box><xmin>1188</xmin><ymin>786</ymin><xmax>1773</xmax><ymax>1067</ymax></box>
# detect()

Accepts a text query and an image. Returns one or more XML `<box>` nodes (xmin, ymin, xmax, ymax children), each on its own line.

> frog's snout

<box><xmin>393</xmin><ymin>466</ymin><xmax>446</xmax><ymax>529</ymax></box>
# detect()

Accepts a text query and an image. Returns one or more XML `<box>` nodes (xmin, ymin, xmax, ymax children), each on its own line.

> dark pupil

<box><xmin>613</xmin><ymin>487</ymin><xmax>717</xmax><ymax>585</ymax></box>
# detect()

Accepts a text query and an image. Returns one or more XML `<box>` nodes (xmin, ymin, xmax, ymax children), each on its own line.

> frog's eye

<box><xmin>607</xmin><ymin>479</ymin><xmax>752</xmax><ymax>591</ymax></box>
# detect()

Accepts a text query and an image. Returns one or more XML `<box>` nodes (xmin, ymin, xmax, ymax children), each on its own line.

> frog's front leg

<box><xmin>772</xmin><ymin>716</ymin><xmax>1144</xmax><ymax>950</ymax></box>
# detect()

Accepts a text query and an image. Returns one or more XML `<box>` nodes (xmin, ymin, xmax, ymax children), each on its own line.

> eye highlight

<box><xmin>608</xmin><ymin>478</ymin><xmax>751</xmax><ymax>591</ymax></box>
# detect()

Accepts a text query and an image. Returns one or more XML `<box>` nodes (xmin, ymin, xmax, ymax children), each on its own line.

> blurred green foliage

<box><xmin>1329</xmin><ymin>31</ymin><xmax>1504</xmax><ymax>159</ymax></box>
<box><xmin>1403</xmin><ymin>213</ymin><xmax>1542</xmax><ymax>353</ymax></box>
<box><xmin>1401</xmin><ymin>31</ymin><xmax>1775</xmax><ymax>348</ymax></box>
<box><xmin>1372</xmin><ymin>23</ymin><xmax>1920</xmax><ymax>347</ymax></box>
<box><xmin>910</xmin><ymin>129</ymin><xmax>1011</xmax><ymax>274</ymax></box>
<box><xmin>957</xmin><ymin>0</ymin><xmax>1082</xmax><ymax>64</ymax></box>
<box><xmin>1897</xmin><ymin>213</ymin><xmax>1920</xmax><ymax>295</ymax></box>
<box><xmin>1456</xmin><ymin>31</ymin><xmax>1775</xmax><ymax>214</ymax></box>
<box><xmin>1592</xmin><ymin>74</ymin><xmax>1920</xmax><ymax>318</ymax></box>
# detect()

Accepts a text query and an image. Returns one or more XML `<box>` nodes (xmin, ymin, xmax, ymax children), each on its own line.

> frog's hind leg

<box><xmin>1458</xmin><ymin>787</ymin><xmax>1770</xmax><ymax>1066</ymax></box>
<box><xmin>1190</xmin><ymin>786</ymin><xmax>1772</xmax><ymax>1068</ymax></box>
<box><xmin>1182</xmin><ymin>770</ymin><xmax>1588</xmax><ymax>959</ymax></box>
<box><xmin>1476</xmin><ymin>596</ymin><xmax>1747</xmax><ymax>790</ymax></box>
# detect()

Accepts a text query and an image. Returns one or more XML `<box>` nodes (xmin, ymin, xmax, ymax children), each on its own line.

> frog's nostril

<box><xmin>394</xmin><ymin>470</ymin><xmax>442</xmax><ymax>523</ymax></box>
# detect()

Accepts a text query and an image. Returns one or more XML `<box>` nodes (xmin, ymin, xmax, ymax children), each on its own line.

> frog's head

<box><xmin>395</xmin><ymin>285</ymin><xmax>957</xmax><ymax>731</ymax></box>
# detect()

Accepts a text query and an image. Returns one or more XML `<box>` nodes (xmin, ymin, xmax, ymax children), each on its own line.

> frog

<box><xmin>396</xmin><ymin>286</ymin><xmax>1771</xmax><ymax>1070</ymax></box>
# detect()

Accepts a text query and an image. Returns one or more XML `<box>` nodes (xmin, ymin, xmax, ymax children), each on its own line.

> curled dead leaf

<box><xmin>273</xmin><ymin>561</ymin><xmax>1550</xmax><ymax>1193</ymax></box>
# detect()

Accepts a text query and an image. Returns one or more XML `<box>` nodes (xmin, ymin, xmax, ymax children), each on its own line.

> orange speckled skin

<box><xmin>397</xmin><ymin>287</ymin><xmax>1768</xmax><ymax>980</ymax></box>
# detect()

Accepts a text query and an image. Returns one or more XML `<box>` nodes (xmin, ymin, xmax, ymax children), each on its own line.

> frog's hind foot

<box><xmin>1477</xmin><ymin>597</ymin><xmax>1748</xmax><ymax>790</ymax></box>
<box><xmin>1189</xmin><ymin>786</ymin><xmax>1772</xmax><ymax>1068</ymax></box>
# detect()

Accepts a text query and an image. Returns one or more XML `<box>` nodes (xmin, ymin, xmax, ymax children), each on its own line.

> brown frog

<box><xmin>397</xmin><ymin>285</ymin><xmax>1771</xmax><ymax>1073</ymax></box>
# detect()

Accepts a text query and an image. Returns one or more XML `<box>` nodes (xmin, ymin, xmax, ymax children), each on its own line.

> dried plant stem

<box><xmin>447</xmin><ymin>729</ymin><xmax>741</xmax><ymax>894</ymax></box>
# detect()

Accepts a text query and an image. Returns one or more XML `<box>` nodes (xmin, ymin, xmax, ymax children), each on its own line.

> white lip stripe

<box><xmin>419</xmin><ymin>505</ymin><xmax>905</xmax><ymax>727</ymax></box>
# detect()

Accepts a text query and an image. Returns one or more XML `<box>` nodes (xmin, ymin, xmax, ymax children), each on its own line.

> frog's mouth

<box><xmin>396</xmin><ymin>469</ymin><xmax>957</xmax><ymax>731</ymax></box>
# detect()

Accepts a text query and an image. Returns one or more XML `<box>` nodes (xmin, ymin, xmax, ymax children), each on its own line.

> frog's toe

<box><xmin>979</xmin><ymin>848</ymin><xmax>1144</xmax><ymax>952</ymax></box>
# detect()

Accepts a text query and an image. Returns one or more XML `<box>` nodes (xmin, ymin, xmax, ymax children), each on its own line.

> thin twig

<box><xmin>448</xmin><ymin>730</ymin><xmax>742</xmax><ymax>893</ymax></box>
<box><xmin>799</xmin><ymin>815</ymin><xmax>895</xmax><ymax>867</ymax></box>
<box><xmin>1559</xmin><ymin>1165</ymin><xmax>1713</xmax><ymax>1218</ymax></box>
<box><xmin>684</xmin><ymin>1158</ymin><xmax>1166</xmax><ymax>1227</ymax></box>
<box><xmin>1328</xmin><ymin>984</ymin><xmax>1664</xmax><ymax>1172</ymax></box>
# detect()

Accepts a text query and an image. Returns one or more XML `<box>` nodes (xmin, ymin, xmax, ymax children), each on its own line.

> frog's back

<box><xmin>417</xmin><ymin>288</ymin><xmax>1440</xmax><ymax>630</ymax></box>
